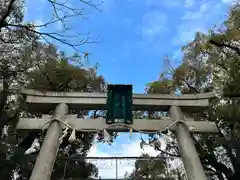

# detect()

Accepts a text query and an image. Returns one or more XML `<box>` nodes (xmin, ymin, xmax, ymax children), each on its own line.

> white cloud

<box><xmin>184</xmin><ymin>0</ymin><xmax>195</xmax><ymax>8</ymax></box>
<box><xmin>182</xmin><ymin>1</ymin><xmax>211</xmax><ymax>20</ymax></box>
<box><xmin>173</xmin><ymin>1</ymin><xmax>226</xmax><ymax>46</ymax></box>
<box><xmin>172</xmin><ymin>49</ymin><xmax>183</xmax><ymax>61</ymax></box>
<box><xmin>102</xmin><ymin>0</ymin><xmax>115</xmax><ymax>11</ymax></box>
<box><xmin>146</xmin><ymin>0</ymin><xmax>181</xmax><ymax>8</ymax></box>
<box><xmin>26</xmin><ymin>0</ymin><xmax>46</xmax><ymax>13</ymax></box>
<box><xmin>24</xmin><ymin>0</ymin><xmax>45</xmax><ymax>22</ymax></box>
<box><xmin>221</xmin><ymin>0</ymin><xmax>236</xmax><ymax>4</ymax></box>
<box><xmin>163</xmin><ymin>1</ymin><xmax>182</xmax><ymax>8</ymax></box>
<box><xmin>32</xmin><ymin>18</ymin><xmax>44</xmax><ymax>32</ymax></box>
<box><xmin>87</xmin><ymin>134</ymin><xmax>166</xmax><ymax>178</ymax></box>
<box><xmin>138</xmin><ymin>11</ymin><xmax>168</xmax><ymax>41</ymax></box>
<box><xmin>172</xmin><ymin>24</ymin><xmax>206</xmax><ymax>46</ymax></box>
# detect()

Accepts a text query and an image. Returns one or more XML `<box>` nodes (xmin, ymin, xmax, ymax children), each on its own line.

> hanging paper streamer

<box><xmin>24</xmin><ymin>138</ymin><xmax>40</xmax><ymax>155</ymax></box>
<box><xmin>1</xmin><ymin>125</ymin><xmax>9</xmax><ymax>139</ymax></box>
<box><xmin>59</xmin><ymin>127</ymin><xmax>69</xmax><ymax>143</ymax></box>
<box><xmin>129</xmin><ymin>128</ymin><xmax>133</xmax><ymax>138</ymax></box>
<box><xmin>68</xmin><ymin>129</ymin><xmax>76</xmax><ymax>143</ymax></box>
<box><xmin>103</xmin><ymin>129</ymin><xmax>111</xmax><ymax>143</ymax></box>
<box><xmin>167</xmin><ymin>129</ymin><xmax>172</xmax><ymax>136</ymax></box>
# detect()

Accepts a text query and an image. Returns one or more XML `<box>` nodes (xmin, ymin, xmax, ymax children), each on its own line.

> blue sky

<box><xmin>25</xmin><ymin>0</ymin><xmax>231</xmax><ymax>93</ymax></box>
<box><xmin>24</xmin><ymin>0</ymin><xmax>234</xmax><ymax>178</ymax></box>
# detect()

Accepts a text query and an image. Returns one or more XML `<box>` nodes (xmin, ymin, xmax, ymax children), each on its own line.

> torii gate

<box><xmin>16</xmin><ymin>87</ymin><xmax>218</xmax><ymax>180</ymax></box>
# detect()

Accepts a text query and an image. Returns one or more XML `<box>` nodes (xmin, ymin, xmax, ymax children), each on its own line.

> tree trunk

<box><xmin>0</xmin><ymin>73</ymin><xmax>9</xmax><ymax>131</ymax></box>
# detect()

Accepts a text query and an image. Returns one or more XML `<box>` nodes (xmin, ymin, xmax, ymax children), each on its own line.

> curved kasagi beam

<box><xmin>21</xmin><ymin>89</ymin><xmax>215</xmax><ymax>113</ymax></box>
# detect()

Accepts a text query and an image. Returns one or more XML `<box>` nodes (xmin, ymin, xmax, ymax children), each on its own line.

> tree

<box><xmin>125</xmin><ymin>154</ymin><xmax>177</xmax><ymax>180</ymax></box>
<box><xmin>0</xmin><ymin>0</ymin><xmax>103</xmax><ymax>129</ymax></box>
<box><xmin>144</xmin><ymin>3</ymin><xmax>240</xmax><ymax>180</ymax></box>
<box><xmin>0</xmin><ymin>40</ymin><xmax>108</xmax><ymax>179</ymax></box>
<box><xmin>0</xmin><ymin>0</ymin><xmax>101</xmax><ymax>133</ymax></box>
<box><xmin>0</xmin><ymin>0</ymin><xmax>101</xmax><ymax>51</ymax></box>
<box><xmin>22</xmin><ymin>44</ymin><xmax>106</xmax><ymax>179</ymax></box>
<box><xmin>0</xmin><ymin>19</ymin><xmax>44</xmax><ymax>179</ymax></box>
<box><xmin>0</xmin><ymin>1</ymin><xmax>106</xmax><ymax>179</ymax></box>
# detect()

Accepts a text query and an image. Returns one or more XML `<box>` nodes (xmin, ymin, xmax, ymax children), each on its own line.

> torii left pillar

<box><xmin>30</xmin><ymin>103</ymin><xmax>68</xmax><ymax>180</ymax></box>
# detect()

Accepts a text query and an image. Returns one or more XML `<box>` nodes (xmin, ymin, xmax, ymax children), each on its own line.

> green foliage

<box><xmin>25</xmin><ymin>44</ymin><xmax>105</xmax><ymax>93</ymax></box>
<box><xmin>1</xmin><ymin>1</ymin><xmax>240</xmax><ymax>180</ymax></box>
<box><xmin>125</xmin><ymin>154</ymin><xmax>176</xmax><ymax>180</ymax></box>
<box><xmin>0</xmin><ymin>40</ymin><xmax>105</xmax><ymax>179</ymax></box>
<box><xmin>147</xmin><ymin>79</ymin><xmax>173</xmax><ymax>94</ymax></box>
<box><xmin>144</xmin><ymin>3</ymin><xmax>240</xmax><ymax>180</ymax></box>
<box><xmin>51</xmin><ymin>159</ymin><xmax>98</xmax><ymax>179</ymax></box>
<box><xmin>22</xmin><ymin>46</ymin><xmax>105</xmax><ymax>179</ymax></box>
<box><xmin>0</xmin><ymin>0</ymin><xmax>105</xmax><ymax>179</ymax></box>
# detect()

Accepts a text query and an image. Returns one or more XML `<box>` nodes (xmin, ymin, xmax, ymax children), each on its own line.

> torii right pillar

<box><xmin>170</xmin><ymin>106</ymin><xmax>207</xmax><ymax>180</ymax></box>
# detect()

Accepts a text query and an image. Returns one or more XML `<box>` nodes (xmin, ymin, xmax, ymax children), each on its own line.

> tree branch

<box><xmin>36</xmin><ymin>63</ymin><xmax>55</xmax><ymax>89</ymax></box>
<box><xmin>209</xmin><ymin>40</ymin><xmax>240</xmax><ymax>56</ymax></box>
<box><xmin>6</xmin><ymin>23</ymin><xmax>98</xmax><ymax>52</ymax></box>
<box><xmin>158</xmin><ymin>148</ymin><xmax>181</xmax><ymax>158</ymax></box>
<box><xmin>0</xmin><ymin>0</ymin><xmax>101</xmax><ymax>52</ymax></box>
<box><xmin>0</xmin><ymin>0</ymin><xmax>16</xmax><ymax>29</ymax></box>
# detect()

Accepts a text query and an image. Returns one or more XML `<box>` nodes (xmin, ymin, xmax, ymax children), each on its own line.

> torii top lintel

<box><xmin>21</xmin><ymin>88</ymin><xmax>215</xmax><ymax>114</ymax></box>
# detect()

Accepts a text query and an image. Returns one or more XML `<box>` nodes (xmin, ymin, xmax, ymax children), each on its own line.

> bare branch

<box><xmin>77</xmin><ymin>0</ymin><xmax>103</xmax><ymax>12</ymax></box>
<box><xmin>0</xmin><ymin>0</ymin><xmax>102</xmax><ymax>52</ymax></box>
<box><xmin>48</xmin><ymin>0</ymin><xmax>89</xmax><ymax>16</ymax></box>
<box><xmin>5</xmin><ymin>23</ymin><xmax>98</xmax><ymax>52</ymax></box>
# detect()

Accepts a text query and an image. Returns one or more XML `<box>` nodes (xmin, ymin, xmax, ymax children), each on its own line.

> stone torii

<box><xmin>16</xmin><ymin>87</ymin><xmax>218</xmax><ymax>180</ymax></box>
